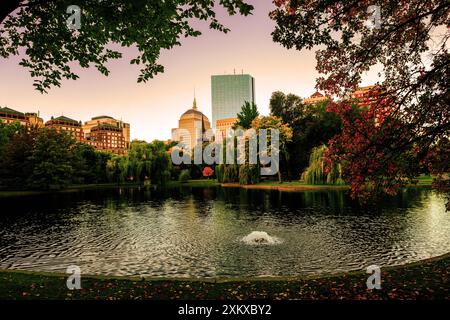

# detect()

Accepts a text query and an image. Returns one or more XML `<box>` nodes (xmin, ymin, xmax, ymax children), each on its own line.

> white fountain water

<box><xmin>241</xmin><ymin>231</ymin><xmax>282</xmax><ymax>245</ymax></box>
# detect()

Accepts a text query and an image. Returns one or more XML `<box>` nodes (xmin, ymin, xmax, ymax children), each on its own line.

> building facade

<box><xmin>172</xmin><ymin>98</ymin><xmax>211</xmax><ymax>151</ymax></box>
<box><xmin>26</xmin><ymin>113</ymin><xmax>45</xmax><ymax>127</ymax></box>
<box><xmin>83</xmin><ymin>115</ymin><xmax>130</xmax><ymax>148</ymax></box>
<box><xmin>0</xmin><ymin>107</ymin><xmax>44</xmax><ymax>127</ymax></box>
<box><xmin>86</xmin><ymin>123</ymin><xmax>127</xmax><ymax>154</ymax></box>
<box><xmin>211</xmin><ymin>74</ymin><xmax>255</xmax><ymax>129</ymax></box>
<box><xmin>350</xmin><ymin>85</ymin><xmax>381</xmax><ymax>107</ymax></box>
<box><xmin>304</xmin><ymin>91</ymin><xmax>329</xmax><ymax>105</ymax></box>
<box><xmin>215</xmin><ymin>117</ymin><xmax>237</xmax><ymax>142</ymax></box>
<box><xmin>1</xmin><ymin>107</ymin><xmax>130</xmax><ymax>154</ymax></box>
<box><xmin>303</xmin><ymin>86</ymin><xmax>381</xmax><ymax>107</ymax></box>
<box><xmin>45</xmin><ymin>116</ymin><xmax>84</xmax><ymax>141</ymax></box>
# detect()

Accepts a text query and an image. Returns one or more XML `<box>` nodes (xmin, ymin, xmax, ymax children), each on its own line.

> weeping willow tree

<box><xmin>106</xmin><ymin>155</ymin><xmax>129</xmax><ymax>185</ymax></box>
<box><xmin>301</xmin><ymin>145</ymin><xmax>344</xmax><ymax>185</ymax></box>
<box><xmin>128</xmin><ymin>141</ymin><xmax>152</xmax><ymax>182</ymax></box>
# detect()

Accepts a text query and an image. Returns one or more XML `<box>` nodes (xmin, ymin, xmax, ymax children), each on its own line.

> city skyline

<box><xmin>0</xmin><ymin>0</ymin><xmax>380</xmax><ymax>142</ymax></box>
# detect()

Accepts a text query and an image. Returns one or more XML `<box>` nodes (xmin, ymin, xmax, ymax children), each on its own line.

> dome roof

<box><xmin>181</xmin><ymin>108</ymin><xmax>206</xmax><ymax>119</ymax></box>
<box><xmin>179</xmin><ymin>97</ymin><xmax>209</xmax><ymax>121</ymax></box>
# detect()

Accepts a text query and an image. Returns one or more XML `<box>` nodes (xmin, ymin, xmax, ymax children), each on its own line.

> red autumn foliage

<box><xmin>324</xmin><ymin>89</ymin><xmax>411</xmax><ymax>200</ymax></box>
<box><xmin>271</xmin><ymin>0</ymin><xmax>449</xmax><ymax>204</ymax></box>
<box><xmin>203</xmin><ymin>167</ymin><xmax>214</xmax><ymax>178</ymax></box>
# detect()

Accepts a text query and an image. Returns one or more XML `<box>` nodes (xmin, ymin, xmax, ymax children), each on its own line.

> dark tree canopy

<box><xmin>0</xmin><ymin>0</ymin><xmax>253</xmax><ymax>92</ymax></box>
<box><xmin>269</xmin><ymin>91</ymin><xmax>342</xmax><ymax>180</ymax></box>
<box><xmin>269</xmin><ymin>91</ymin><xmax>305</xmax><ymax>124</ymax></box>
<box><xmin>271</xmin><ymin>0</ymin><xmax>449</xmax><ymax>201</ymax></box>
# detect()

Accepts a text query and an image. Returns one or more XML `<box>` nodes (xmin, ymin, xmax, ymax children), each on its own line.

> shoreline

<box><xmin>0</xmin><ymin>179</ymin><xmax>434</xmax><ymax>197</ymax></box>
<box><xmin>0</xmin><ymin>252</ymin><xmax>448</xmax><ymax>300</ymax></box>
<box><xmin>220</xmin><ymin>182</ymin><xmax>350</xmax><ymax>192</ymax></box>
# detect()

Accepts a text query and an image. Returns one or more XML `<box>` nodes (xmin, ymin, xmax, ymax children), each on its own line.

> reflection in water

<box><xmin>0</xmin><ymin>186</ymin><xmax>449</xmax><ymax>278</ymax></box>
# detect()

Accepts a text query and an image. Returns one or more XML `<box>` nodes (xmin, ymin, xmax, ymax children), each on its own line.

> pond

<box><xmin>0</xmin><ymin>186</ymin><xmax>449</xmax><ymax>278</ymax></box>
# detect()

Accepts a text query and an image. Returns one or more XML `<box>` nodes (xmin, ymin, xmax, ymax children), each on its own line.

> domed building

<box><xmin>172</xmin><ymin>97</ymin><xmax>211</xmax><ymax>151</ymax></box>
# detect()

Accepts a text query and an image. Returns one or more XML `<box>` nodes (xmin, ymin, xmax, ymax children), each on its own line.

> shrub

<box><xmin>171</xmin><ymin>166</ymin><xmax>181</xmax><ymax>181</ymax></box>
<box><xmin>223</xmin><ymin>164</ymin><xmax>239</xmax><ymax>183</ymax></box>
<box><xmin>216</xmin><ymin>164</ymin><xmax>224</xmax><ymax>183</ymax></box>
<box><xmin>160</xmin><ymin>170</ymin><xmax>171</xmax><ymax>185</ymax></box>
<box><xmin>179</xmin><ymin>169</ymin><xmax>190</xmax><ymax>183</ymax></box>
<box><xmin>239</xmin><ymin>164</ymin><xmax>260</xmax><ymax>185</ymax></box>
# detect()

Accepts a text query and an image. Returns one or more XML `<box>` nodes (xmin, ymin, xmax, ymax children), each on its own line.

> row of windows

<box><xmin>0</xmin><ymin>118</ymin><xmax>28</xmax><ymax>124</ymax></box>
<box><xmin>0</xmin><ymin>114</ymin><xmax>26</xmax><ymax>120</ymax></box>
<box><xmin>47</xmin><ymin>125</ymin><xmax>81</xmax><ymax>131</ymax></box>
<box><xmin>63</xmin><ymin>127</ymin><xmax>81</xmax><ymax>131</ymax></box>
<box><xmin>87</xmin><ymin>141</ymin><xmax>125</xmax><ymax>147</ymax></box>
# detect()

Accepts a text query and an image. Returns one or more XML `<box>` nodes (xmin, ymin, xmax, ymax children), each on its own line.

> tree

<box><xmin>0</xmin><ymin>125</ymin><xmax>35</xmax><ymax>187</ymax></box>
<box><xmin>105</xmin><ymin>140</ymin><xmax>171</xmax><ymax>185</ymax></box>
<box><xmin>148</xmin><ymin>140</ymin><xmax>172</xmax><ymax>185</ymax></box>
<box><xmin>0</xmin><ymin>120</ymin><xmax>22</xmax><ymax>158</ymax></box>
<box><xmin>269</xmin><ymin>91</ymin><xmax>305</xmax><ymax>125</ymax></box>
<box><xmin>251</xmin><ymin>115</ymin><xmax>293</xmax><ymax>183</ymax></box>
<box><xmin>128</xmin><ymin>140</ymin><xmax>152</xmax><ymax>182</ymax></box>
<box><xmin>27</xmin><ymin>128</ymin><xmax>77</xmax><ymax>189</ymax></box>
<box><xmin>269</xmin><ymin>92</ymin><xmax>305</xmax><ymax>180</ymax></box>
<box><xmin>238</xmin><ymin>164</ymin><xmax>260</xmax><ymax>185</ymax></box>
<box><xmin>0</xmin><ymin>124</ymin><xmax>113</xmax><ymax>188</ymax></box>
<box><xmin>72</xmin><ymin>142</ymin><xmax>95</xmax><ymax>184</ymax></box>
<box><xmin>106</xmin><ymin>154</ymin><xmax>128</xmax><ymax>185</ymax></box>
<box><xmin>269</xmin><ymin>93</ymin><xmax>341</xmax><ymax>179</ymax></box>
<box><xmin>301</xmin><ymin>145</ymin><xmax>344</xmax><ymax>185</ymax></box>
<box><xmin>223</xmin><ymin>164</ymin><xmax>239</xmax><ymax>183</ymax></box>
<box><xmin>0</xmin><ymin>0</ymin><xmax>253</xmax><ymax>92</ymax></box>
<box><xmin>95</xmin><ymin>151</ymin><xmax>113</xmax><ymax>183</ymax></box>
<box><xmin>72</xmin><ymin>142</ymin><xmax>111</xmax><ymax>184</ymax></box>
<box><xmin>215</xmin><ymin>164</ymin><xmax>225</xmax><ymax>183</ymax></box>
<box><xmin>235</xmin><ymin>101</ymin><xmax>259</xmax><ymax>129</ymax></box>
<box><xmin>271</xmin><ymin>0</ymin><xmax>450</xmax><ymax>201</ymax></box>
<box><xmin>179</xmin><ymin>169</ymin><xmax>190</xmax><ymax>183</ymax></box>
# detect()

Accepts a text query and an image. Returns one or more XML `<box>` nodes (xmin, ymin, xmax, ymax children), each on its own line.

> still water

<box><xmin>0</xmin><ymin>186</ymin><xmax>449</xmax><ymax>277</ymax></box>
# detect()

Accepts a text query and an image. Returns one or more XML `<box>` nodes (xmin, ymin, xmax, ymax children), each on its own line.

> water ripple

<box><xmin>0</xmin><ymin>187</ymin><xmax>449</xmax><ymax>277</ymax></box>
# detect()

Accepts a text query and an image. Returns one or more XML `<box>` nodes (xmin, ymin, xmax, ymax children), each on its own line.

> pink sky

<box><xmin>0</xmin><ymin>0</ymin><xmax>378</xmax><ymax>141</ymax></box>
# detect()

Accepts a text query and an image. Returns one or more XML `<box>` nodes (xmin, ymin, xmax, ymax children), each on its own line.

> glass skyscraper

<box><xmin>211</xmin><ymin>74</ymin><xmax>255</xmax><ymax>128</ymax></box>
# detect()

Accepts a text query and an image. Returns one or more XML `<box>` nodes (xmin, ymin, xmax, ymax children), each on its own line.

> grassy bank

<box><xmin>222</xmin><ymin>181</ymin><xmax>349</xmax><ymax>191</ymax></box>
<box><xmin>0</xmin><ymin>175</ymin><xmax>435</xmax><ymax>198</ymax></box>
<box><xmin>0</xmin><ymin>254</ymin><xmax>448</xmax><ymax>300</ymax></box>
<box><xmin>167</xmin><ymin>179</ymin><xmax>219</xmax><ymax>188</ymax></box>
<box><xmin>221</xmin><ymin>175</ymin><xmax>434</xmax><ymax>191</ymax></box>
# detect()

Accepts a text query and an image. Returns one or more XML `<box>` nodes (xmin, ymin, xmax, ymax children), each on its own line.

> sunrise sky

<box><xmin>0</xmin><ymin>0</ymin><xmax>379</xmax><ymax>142</ymax></box>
